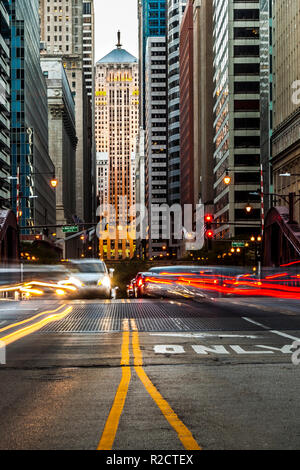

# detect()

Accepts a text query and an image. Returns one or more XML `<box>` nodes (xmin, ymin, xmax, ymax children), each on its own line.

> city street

<box><xmin>0</xmin><ymin>297</ymin><xmax>299</xmax><ymax>450</ymax></box>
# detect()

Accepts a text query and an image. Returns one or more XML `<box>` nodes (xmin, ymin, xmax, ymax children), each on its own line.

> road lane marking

<box><xmin>131</xmin><ymin>325</ymin><xmax>201</xmax><ymax>450</ymax></box>
<box><xmin>0</xmin><ymin>304</ymin><xmax>66</xmax><ymax>336</ymax></box>
<box><xmin>97</xmin><ymin>322</ymin><xmax>131</xmax><ymax>451</ymax></box>
<box><xmin>98</xmin><ymin>319</ymin><xmax>201</xmax><ymax>451</ymax></box>
<box><xmin>0</xmin><ymin>306</ymin><xmax>72</xmax><ymax>346</ymax></box>
<box><xmin>268</xmin><ymin>331</ymin><xmax>300</xmax><ymax>342</ymax></box>
<box><xmin>242</xmin><ymin>317</ymin><xmax>300</xmax><ymax>342</ymax></box>
<box><xmin>149</xmin><ymin>333</ymin><xmax>260</xmax><ymax>339</ymax></box>
<box><xmin>154</xmin><ymin>344</ymin><xmax>294</xmax><ymax>355</ymax></box>
<box><xmin>242</xmin><ymin>317</ymin><xmax>270</xmax><ymax>330</ymax></box>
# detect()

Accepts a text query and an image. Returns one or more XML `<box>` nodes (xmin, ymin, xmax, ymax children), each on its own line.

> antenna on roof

<box><xmin>116</xmin><ymin>30</ymin><xmax>122</xmax><ymax>49</ymax></box>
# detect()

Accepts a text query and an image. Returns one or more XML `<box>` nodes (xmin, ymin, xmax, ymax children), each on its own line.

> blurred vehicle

<box><xmin>60</xmin><ymin>259</ymin><xmax>113</xmax><ymax>299</ymax></box>
<box><xmin>127</xmin><ymin>279</ymin><xmax>135</xmax><ymax>298</ymax></box>
<box><xmin>148</xmin><ymin>265</ymin><xmax>204</xmax><ymax>275</ymax></box>
<box><xmin>131</xmin><ymin>272</ymin><xmax>154</xmax><ymax>298</ymax></box>
<box><xmin>133</xmin><ymin>272</ymin><xmax>146</xmax><ymax>298</ymax></box>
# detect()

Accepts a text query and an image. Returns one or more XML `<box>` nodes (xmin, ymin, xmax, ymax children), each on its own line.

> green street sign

<box><xmin>62</xmin><ymin>225</ymin><xmax>79</xmax><ymax>233</ymax></box>
<box><xmin>232</xmin><ymin>241</ymin><xmax>245</xmax><ymax>248</ymax></box>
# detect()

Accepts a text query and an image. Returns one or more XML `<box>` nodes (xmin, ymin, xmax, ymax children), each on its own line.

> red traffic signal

<box><xmin>205</xmin><ymin>229</ymin><xmax>214</xmax><ymax>239</ymax></box>
<box><xmin>204</xmin><ymin>214</ymin><xmax>213</xmax><ymax>223</ymax></box>
<box><xmin>204</xmin><ymin>214</ymin><xmax>214</xmax><ymax>240</ymax></box>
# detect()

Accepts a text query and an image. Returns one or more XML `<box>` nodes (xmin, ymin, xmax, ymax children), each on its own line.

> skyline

<box><xmin>94</xmin><ymin>0</ymin><xmax>138</xmax><ymax>62</ymax></box>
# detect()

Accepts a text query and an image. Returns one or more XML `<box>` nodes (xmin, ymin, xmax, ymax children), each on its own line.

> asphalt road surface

<box><xmin>0</xmin><ymin>297</ymin><xmax>300</xmax><ymax>450</ymax></box>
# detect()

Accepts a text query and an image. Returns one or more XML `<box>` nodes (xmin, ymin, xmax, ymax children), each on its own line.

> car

<box><xmin>127</xmin><ymin>279</ymin><xmax>135</xmax><ymax>298</ymax></box>
<box><xmin>60</xmin><ymin>259</ymin><xmax>113</xmax><ymax>299</ymax></box>
<box><xmin>132</xmin><ymin>272</ymin><xmax>153</xmax><ymax>298</ymax></box>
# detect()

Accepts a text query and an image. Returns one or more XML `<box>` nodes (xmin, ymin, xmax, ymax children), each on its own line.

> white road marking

<box><xmin>154</xmin><ymin>345</ymin><xmax>185</xmax><ymax>354</ymax></box>
<box><xmin>242</xmin><ymin>317</ymin><xmax>300</xmax><ymax>342</ymax></box>
<box><xmin>257</xmin><ymin>344</ymin><xmax>293</xmax><ymax>354</ymax></box>
<box><xmin>269</xmin><ymin>330</ymin><xmax>300</xmax><ymax>341</ymax></box>
<box><xmin>192</xmin><ymin>345</ymin><xmax>230</xmax><ymax>355</ymax></box>
<box><xmin>242</xmin><ymin>317</ymin><xmax>269</xmax><ymax>329</ymax></box>
<box><xmin>230</xmin><ymin>345</ymin><xmax>273</xmax><ymax>355</ymax></box>
<box><xmin>0</xmin><ymin>341</ymin><xmax>5</xmax><ymax>364</ymax></box>
<box><xmin>154</xmin><ymin>344</ymin><xmax>294</xmax><ymax>356</ymax></box>
<box><xmin>149</xmin><ymin>332</ymin><xmax>260</xmax><ymax>339</ymax></box>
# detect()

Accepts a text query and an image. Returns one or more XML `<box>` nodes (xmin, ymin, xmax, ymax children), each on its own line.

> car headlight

<box><xmin>68</xmin><ymin>277</ymin><xmax>84</xmax><ymax>288</ymax></box>
<box><xmin>98</xmin><ymin>276</ymin><xmax>111</xmax><ymax>288</ymax></box>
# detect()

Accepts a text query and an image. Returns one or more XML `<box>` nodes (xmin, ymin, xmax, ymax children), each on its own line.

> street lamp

<box><xmin>250</xmin><ymin>235</ymin><xmax>262</xmax><ymax>243</ymax></box>
<box><xmin>245</xmin><ymin>203</ymin><xmax>253</xmax><ymax>214</ymax></box>
<box><xmin>223</xmin><ymin>171</ymin><xmax>231</xmax><ymax>185</ymax></box>
<box><xmin>50</xmin><ymin>177</ymin><xmax>58</xmax><ymax>188</ymax></box>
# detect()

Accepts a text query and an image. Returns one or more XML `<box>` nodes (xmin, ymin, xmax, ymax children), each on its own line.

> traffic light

<box><xmin>204</xmin><ymin>214</ymin><xmax>214</xmax><ymax>239</ymax></box>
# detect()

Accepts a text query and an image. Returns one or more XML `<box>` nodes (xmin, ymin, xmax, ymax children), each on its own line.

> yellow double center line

<box><xmin>98</xmin><ymin>317</ymin><xmax>201</xmax><ymax>451</ymax></box>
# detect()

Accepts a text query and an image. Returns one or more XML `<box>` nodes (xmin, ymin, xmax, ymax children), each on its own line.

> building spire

<box><xmin>116</xmin><ymin>30</ymin><xmax>122</xmax><ymax>49</ymax></box>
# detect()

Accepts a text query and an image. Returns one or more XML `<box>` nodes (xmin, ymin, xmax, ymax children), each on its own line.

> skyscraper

<box><xmin>180</xmin><ymin>0</ymin><xmax>193</xmax><ymax>210</ymax></box>
<box><xmin>138</xmin><ymin>0</ymin><xmax>166</xmax><ymax>127</ymax></box>
<box><xmin>95</xmin><ymin>35</ymin><xmax>139</xmax><ymax>260</ymax></box>
<box><xmin>0</xmin><ymin>0</ymin><xmax>10</xmax><ymax>209</ymax></box>
<box><xmin>40</xmin><ymin>57</ymin><xmax>77</xmax><ymax>255</ymax></box>
<box><xmin>272</xmin><ymin>0</ymin><xmax>300</xmax><ymax>223</ymax></box>
<box><xmin>260</xmin><ymin>0</ymin><xmax>272</xmax><ymax>215</ymax></box>
<box><xmin>39</xmin><ymin>0</ymin><xmax>95</xmax><ymax>224</ymax></box>
<box><xmin>10</xmin><ymin>0</ymin><xmax>56</xmax><ymax>231</ymax></box>
<box><xmin>192</xmin><ymin>0</ymin><xmax>214</xmax><ymax>212</ymax></box>
<box><xmin>167</xmin><ymin>0</ymin><xmax>186</xmax><ymax>208</ymax></box>
<box><xmin>145</xmin><ymin>36</ymin><xmax>168</xmax><ymax>259</ymax></box>
<box><xmin>212</xmin><ymin>0</ymin><xmax>261</xmax><ymax>239</ymax></box>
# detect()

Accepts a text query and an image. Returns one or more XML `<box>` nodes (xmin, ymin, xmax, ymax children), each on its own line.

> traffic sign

<box><xmin>232</xmin><ymin>241</ymin><xmax>245</xmax><ymax>248</ymax></box>
<box><xmin>62</xmin><ymin>225</ymin><xmax>79</xmax><ymax>233</ymax></box>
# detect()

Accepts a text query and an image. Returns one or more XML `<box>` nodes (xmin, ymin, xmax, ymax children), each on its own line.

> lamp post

<box><xmin>250</xmin><ymin>234</ymin><xmax>262</xmax><ymax>278</ymax></box>
<box><xmin>4</xmin><ymin>171</ymin><xmax>57</xmax><ymax>226</ymax></box>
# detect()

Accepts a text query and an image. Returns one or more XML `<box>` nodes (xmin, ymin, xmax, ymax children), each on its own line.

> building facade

<box><xmin>96</xmin><ymin>152</ymin><xmax>109</xmax><ymax>207</ymax></box>
<box><xmin>212</xmin><ymin>0</ymin><xmax>261</xmax><ymax>239</ymax></box>
<box><xmin>0</xmin><ymin>0</ymin><xmax>10</xmax><ymax>209</ymax></box>
<box><xmin>95</xmin><ymin>38</ymin><xmax>139</xmax><ymax>259</ymax></box>
<box><xmin>260</xmin><ymin>0</ymin><xmax>273</xmax><ymax>215</ymax></box>
<box><xmin>145</xmin><ymin>36</ymin><xmax>168</xmax><ymax>259</ymax></box>
<box><xmin>11</xmin><ymin>0</ymin><xmax>56</xmax><ymax>232</ymax></box>
<box><xmin>272</xmin><ymin>0</ymin><xmax>300</xmax><ymax>224</ymax></box>
<box><xmin>138</xmin><ymin>0</ymin><xmax>166</xmax><ymax>127</ymax></box>
<box><xmin>135</xmin><ymin>128</ymin><xmax>146</xmax><ymax>258</ymax></box>
<box><xmin>180</xmin><ymin>0</ymin><xmax>193</xmax><ymax>210</ymax></box>
<box><xmin>192</xmin><ymin>0</ymin><xmax>214</xmax><ymax>211</ymax></box>
<box><xmin>167</xmin><ymin>0</ymin><xmax>186</xmax><ymax>207</ymax></box>
<box><xmin>39</xmin><ymin>0</ymin><xmax>95</xmax><ymax>224</ymax></box>
<box><xmin>40</xmin><ymin>58</ymin><xmax>77</xmax><ymax>254</ymax></box>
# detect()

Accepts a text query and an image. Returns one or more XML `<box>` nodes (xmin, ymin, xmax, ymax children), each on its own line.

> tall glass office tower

<box><xmin>0</xmin><ymin>0</ymin><xmax>11</xmax><ymax>209</ymax></box>
<box><xmin>138</xmin><ymin>0</ymin><xmax>166</xmax><ymax>127</ymax></box>
<box><xmin>10</xmin><ymin>0</ymin><xmax>55</xmax><ymax>231</ymax></box>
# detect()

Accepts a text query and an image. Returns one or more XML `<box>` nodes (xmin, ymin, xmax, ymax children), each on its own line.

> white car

<box><xmin>61</xmin><ymin>259</ymin><xmax>113</xmax><ymax>299</ymax></box>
